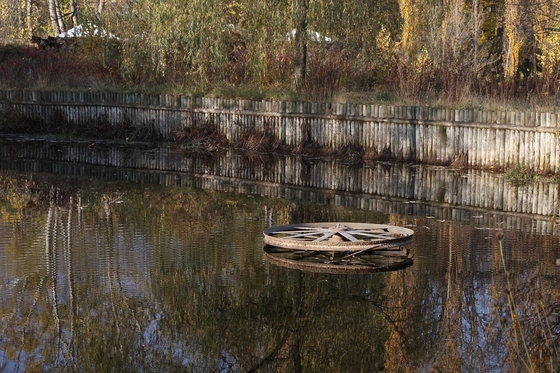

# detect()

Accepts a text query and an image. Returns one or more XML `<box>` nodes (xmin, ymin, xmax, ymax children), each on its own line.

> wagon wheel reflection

<box><xmin>263</xmin><ymin>246</ymin><xmax>414</xmax><ymax>274</ymax></box>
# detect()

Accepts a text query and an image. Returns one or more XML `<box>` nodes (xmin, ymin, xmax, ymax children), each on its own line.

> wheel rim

<box><xmin>263</xmin><ymin>222</ymin><xmax>414</xmax><ymax>252</ymax></box>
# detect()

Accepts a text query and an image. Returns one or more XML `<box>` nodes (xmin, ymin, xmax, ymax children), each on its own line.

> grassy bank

<box><xmin>2</xmin><ymin>41</ymin><xmax>560</xmax><ymax>114</ymax></box>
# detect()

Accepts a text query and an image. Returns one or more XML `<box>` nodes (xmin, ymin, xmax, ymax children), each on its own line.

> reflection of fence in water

<box><xmin>1</xmin><ymin>138</ymin><xmax>559</xmax><ymax>234</ymax></box>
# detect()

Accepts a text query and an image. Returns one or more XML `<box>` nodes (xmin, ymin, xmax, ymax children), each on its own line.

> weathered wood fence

<box><xmin>1</xmin><ymin>90</ymin><xmax>559</xmax><ymax>172</ymax></box>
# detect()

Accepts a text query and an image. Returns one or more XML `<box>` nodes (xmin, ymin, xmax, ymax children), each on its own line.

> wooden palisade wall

<box><xmin>1</xmin><ymin>90</ymin><xmax>559</xmax><ymax>172</ymax></box>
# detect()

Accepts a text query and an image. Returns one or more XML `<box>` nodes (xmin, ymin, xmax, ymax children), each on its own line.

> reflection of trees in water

<box><xmin>1</xmin><ymin>179</ymin><xmax>398</xmax><ymax>371</ymax></box>
<box><xmin>382</xmin><ymin>221</ymin><xmax>560</xmax><ymax>372</ymax></box>
<box><xmin>154</xmin><ymin>266</ymin><xmax>392</xmax><ymax>372</ymax></box>
<box><xmin>1</xmin><ymin>174</ymin><xmax>559</xmax><ymax>372</ymax></box>
<box><xmin>142</xmin><ymin>197</ymin><xmax>397</xmax><ymax>371</ymax></box>
<box><xmin>0</xmin><ymin>202</ymin><xmax>77</xmax><ymax>371</ymax></box>
<box><xmin>0</xmin><ymin>192</ymin><xmax>158</xmax><ymax>371</ymax></box>
<box><xmin>492</xmin><ymin>233</ymin><xmax>560</xmax><ymax>372</ymax></box>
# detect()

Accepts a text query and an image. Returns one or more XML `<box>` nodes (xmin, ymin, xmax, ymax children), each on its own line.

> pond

<box><xmin>0</xmin><ymin>136</ymin><xmax>559</xmax><ymax>372</ymax></box>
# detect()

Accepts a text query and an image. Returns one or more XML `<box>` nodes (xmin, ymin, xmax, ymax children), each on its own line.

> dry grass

<box><xmin>233</xmin><ymin>129</ymin><xmax>281</xmax><ymax>152</ymax></box>
<box><xmin>4</xmin><ymin>39</ymin><xmax>560</xmax><ymax>112</ymax></box>
<box><xmin>173</xmin><ymin>125</ymin><xmax>229</xmax><ymax>153</ymax></box>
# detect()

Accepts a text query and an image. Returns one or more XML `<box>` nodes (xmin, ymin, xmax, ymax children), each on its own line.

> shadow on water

<box><xmin>0</xmin><ymin>136</ymin><xmax>559</xmax><ymax>372</ymax></box>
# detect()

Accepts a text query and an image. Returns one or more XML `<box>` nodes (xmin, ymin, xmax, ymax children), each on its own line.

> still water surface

<box><xmin>0</xmin><ymin>138</ymin><xmax>559</xmax><ymax>372</ymax></box>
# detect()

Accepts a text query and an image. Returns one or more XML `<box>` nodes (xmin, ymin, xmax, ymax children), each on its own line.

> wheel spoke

<box><xmin>314</xmin><ymin>231</ymin><xmax>337</xmax><ymax>242</ymax></box>
<box><xmin>263</xmin><ymin>222</ymin><xmax>414</xmax><ymax>252</ymax></box>
<box><xmin>338</xmin><ymin>231</ymin><xmax>360</xmax><ymax>242</ymax></box>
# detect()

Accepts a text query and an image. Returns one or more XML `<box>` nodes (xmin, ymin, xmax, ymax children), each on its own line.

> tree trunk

<box><xmin>472</xmin><ymin>0</ymin><xmax>479</xmax><ymax>74</ymax></box>
<box><xmin>26</xmin><ymin>0</ymin><xmax>32</xmax><ymax>36</ymax></box>
<box><xmin>97</xmin><ymin>0</ymin><xmax>104</xmax><ymax>17</ymax></box>
<box><xmin>70</xmin><ymin>0</ymin><xmax>78</xmax><ymax>28</ymax></box>
<box><xmin>292</xmin><ymin>0</ymin><xmax>309</xmax><ymax>93</ymax></box>
<box><xmin>55</xmin><ymin>0</ymin><xmax>65</xmax><ymax>33</ymax></box>
<box><xmin>47</xmin><ymin>0</ymin><xmax>61</xmax><ymax>36</ymax></box>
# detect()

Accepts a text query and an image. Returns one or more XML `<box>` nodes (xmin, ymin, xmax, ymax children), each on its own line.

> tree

<box><xmin>97</xmin><ymin>0</ymin><xmax>104</xmax><ymax>16</ymax></box>
<box><xmin>292</xmin><ymin>0</ymin><xmax>309</xmax><ymax>92</ymax></box>
<box><xmin>503</xmin><ymin>0</ymin><xmax>537</xmax><ymax>78</ymax></box>
<box><xmin>0</xmin><ymin>0</ymin><xmax>34</xmax><ymax>42</ymax></box>
<box><xmin>47</xmin><ymin>0</ymin><xmax>66</xmax><ymax>36</ymax></box>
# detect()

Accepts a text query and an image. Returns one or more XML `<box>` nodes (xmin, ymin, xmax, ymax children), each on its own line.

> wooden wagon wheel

<box><xmin>263</xmin><ymin>222</ymin><xmax>414</xmax><ymax>252</ymax></box>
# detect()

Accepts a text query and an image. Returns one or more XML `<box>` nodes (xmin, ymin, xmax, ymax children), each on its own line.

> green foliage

<box><xmin>115</xmin><ymin>0</ymin><xmax>231</xmax><ymax>85</ymax></box>
<box><xmin>5</xmin><ymin>0</ymin><xmax>560</xmax><ymax>106</ymax></box>
<box><xmin>505</xmin><ymin>165</ymin><xmax>534</xmax><ymax>186</ymax></box>
<box><xmin>107</xmin><ymin>0</ymin><xmax>403</xmax><ymax>97</ymax></box>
